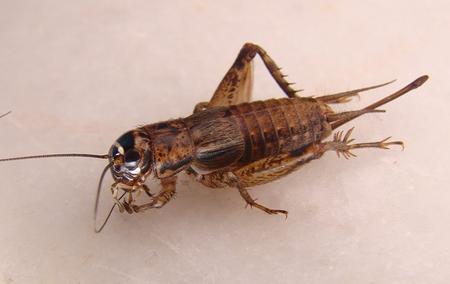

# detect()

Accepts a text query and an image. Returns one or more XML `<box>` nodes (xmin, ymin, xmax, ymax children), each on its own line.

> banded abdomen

<box><xmin>186</xmin><ymin>97</ymin><xmax>331</xmax><ymax>172</ymax></box>
<box><xmin>230</xmin><ymin>97</ymin><xmax>331</xmax><ymax>163</ymax></box>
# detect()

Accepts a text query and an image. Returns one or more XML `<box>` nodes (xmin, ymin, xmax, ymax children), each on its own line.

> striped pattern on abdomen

<box><xmin>229</xmin><ymin>97</ymin><xmax>330</xmax><ymax>164</ymax></box>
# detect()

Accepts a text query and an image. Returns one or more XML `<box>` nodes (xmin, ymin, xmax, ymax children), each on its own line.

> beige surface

<box><xmin>0</xmin><ymin>1</ymin><xmax>449</xmax><ymax>283</ymax></box>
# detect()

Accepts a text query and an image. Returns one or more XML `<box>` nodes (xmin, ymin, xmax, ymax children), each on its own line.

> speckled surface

<box><xmin>1</xmin><ymin>1</ymin><xmax>449</xmax><ymax>283</ymax></box>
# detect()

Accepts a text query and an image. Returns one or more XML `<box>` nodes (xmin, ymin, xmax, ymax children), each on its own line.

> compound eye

<box><xmin>110</xmin><ymin>145</ymin><xmax>121</xmax><ymax>158</ymax></box>
<box><xmin>124</xmin><ymin>149</ymin><xmax>141</xmax><ymax>169</ymax></box>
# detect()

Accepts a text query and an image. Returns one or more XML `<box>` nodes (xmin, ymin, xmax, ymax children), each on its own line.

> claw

<box><xmin>132</xmin><ymin>204</ymin><xmax>140</xmax><ymax>213</ymax></box>
<box><xmin>122</xmin><ymin>201</ymin><xmax>134</xmax><ymax>214</ymax></box>
<box><xmin>379</xmin><ymin>138</ymin><xmax>404</xmax><ymax>150</ymax></box>
<box><xmin>343</xmin><ymin>150</ymin><xmax>357</xmax><ymax>159</ymax></box>
<box><xmin>116</xmin><ymin>201</ymin><xmax>125</xmax><ymax>213</ymax></box>
<box><xmin>343</xmin><ymin>127</ymin><xmax>354</xmax><ymax>142</ymax></box>
<box><xmin>266</xmin><ymin>209</ymin><xmax>288</xmax><ymax>217</ymax></box>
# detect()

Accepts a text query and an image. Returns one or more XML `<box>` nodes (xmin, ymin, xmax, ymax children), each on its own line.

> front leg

<box><xmin>124</xmin><ymin>176</ymin><xmax>177</xmax><ymax>213</ymax></box>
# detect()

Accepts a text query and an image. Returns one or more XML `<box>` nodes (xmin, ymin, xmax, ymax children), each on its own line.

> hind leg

<box><xmin>194</xmin><ymin>43</ymin><xmax>301</xmax><ymax>113</ymax></box>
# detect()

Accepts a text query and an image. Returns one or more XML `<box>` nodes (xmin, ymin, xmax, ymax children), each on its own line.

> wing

<box><xmin>208</xmin><ymin>59</ymin><xmax>254</xmax><ymax>107</ymax></box>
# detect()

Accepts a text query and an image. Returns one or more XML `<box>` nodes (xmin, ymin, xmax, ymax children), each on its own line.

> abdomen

<box><xmin>229</xmin><ymin>97</ymin><xmax>330</xmax><ymax>164</ymax></box>
<box><xmin>186</xmin><ymin>97</ymin><xmax>331</xmax><ymax>171</ymax></box>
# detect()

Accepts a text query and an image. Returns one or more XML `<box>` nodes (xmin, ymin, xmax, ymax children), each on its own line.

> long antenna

<box><xmin>0</xmin><ymin>111</ymin><xmax>108</xmax><ymax>162</ymax></box>
<box><xmin>94</xmin><ymin>162</ymin><xmax>114</xmax><ymax>233</ymax></box>
<box><xmin>0</xmin><ymin>153</ymin><xmax>109</xmax><ymax>162</ymax></box>
<box><xmin>0</xmin><ymin>128</ymin><xmax>115</xmax><ymax>231</ymax></box>
<box><xmin>94</xmin><ymin>192</ymin><xmax>126</xmax><ymax>234</ymax></box>
<box><xmin>0</xmin><ymin>111</ymin><xmax>11</xmax><ymax>119</ymax></box>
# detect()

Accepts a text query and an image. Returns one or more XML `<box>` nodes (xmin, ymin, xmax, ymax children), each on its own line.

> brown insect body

<box><xmin>143</xmin><ymin>97</ymin><xmax>331</xmax><ymax>179</ymax></box>
<box><xmin>0</xmin><ymin>43</ymin><xmax>428</xmax><ymax>232</ymax></box>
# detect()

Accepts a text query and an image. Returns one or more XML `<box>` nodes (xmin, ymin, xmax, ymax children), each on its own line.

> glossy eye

<box><xmin>124</xmin><ymin>149</ymin><xmax>141</xmax><ymax>169</ymax></box>
<box><xmin>110</xmin><ymin>145</ymin><xmax>121</xmax><ymax>158</ymax></box>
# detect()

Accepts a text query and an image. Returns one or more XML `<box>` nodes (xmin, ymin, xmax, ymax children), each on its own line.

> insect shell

<box><xmin>0</xmin><ymin>43</ymin><xmax>428</xmax><ymax>232</ymax></box>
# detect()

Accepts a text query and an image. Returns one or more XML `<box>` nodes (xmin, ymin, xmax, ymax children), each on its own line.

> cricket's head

<box><xmin>109</xmin><ymin>129</ymin><xmax>153</xmax><ymax>187</ymax></box>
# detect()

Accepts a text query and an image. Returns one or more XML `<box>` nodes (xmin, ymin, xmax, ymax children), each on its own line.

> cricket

<box><xmin>0</xmin><ymin>43</ymin><xmax>428</xmax><ymax>232</ymax></box>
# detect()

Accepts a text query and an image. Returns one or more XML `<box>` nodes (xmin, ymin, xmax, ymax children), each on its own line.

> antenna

<box><xmin>0</xmin><ymin>111</ymin><xmax>11</xmax><ymax>119</ymax></box>
<box><xmin>0</xmin><ymin>153</ymin><xmax>109</xmax><ymax>162</ymax></box>
<box><xmin>94</xmin><ymin>162</ymin><xmax>120</xmax><ymax>233</ymax></box>
<box><xmin>0</xmin><ymin>151</ymin><xmax>112</xmax><ymax>232</ymax></box>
